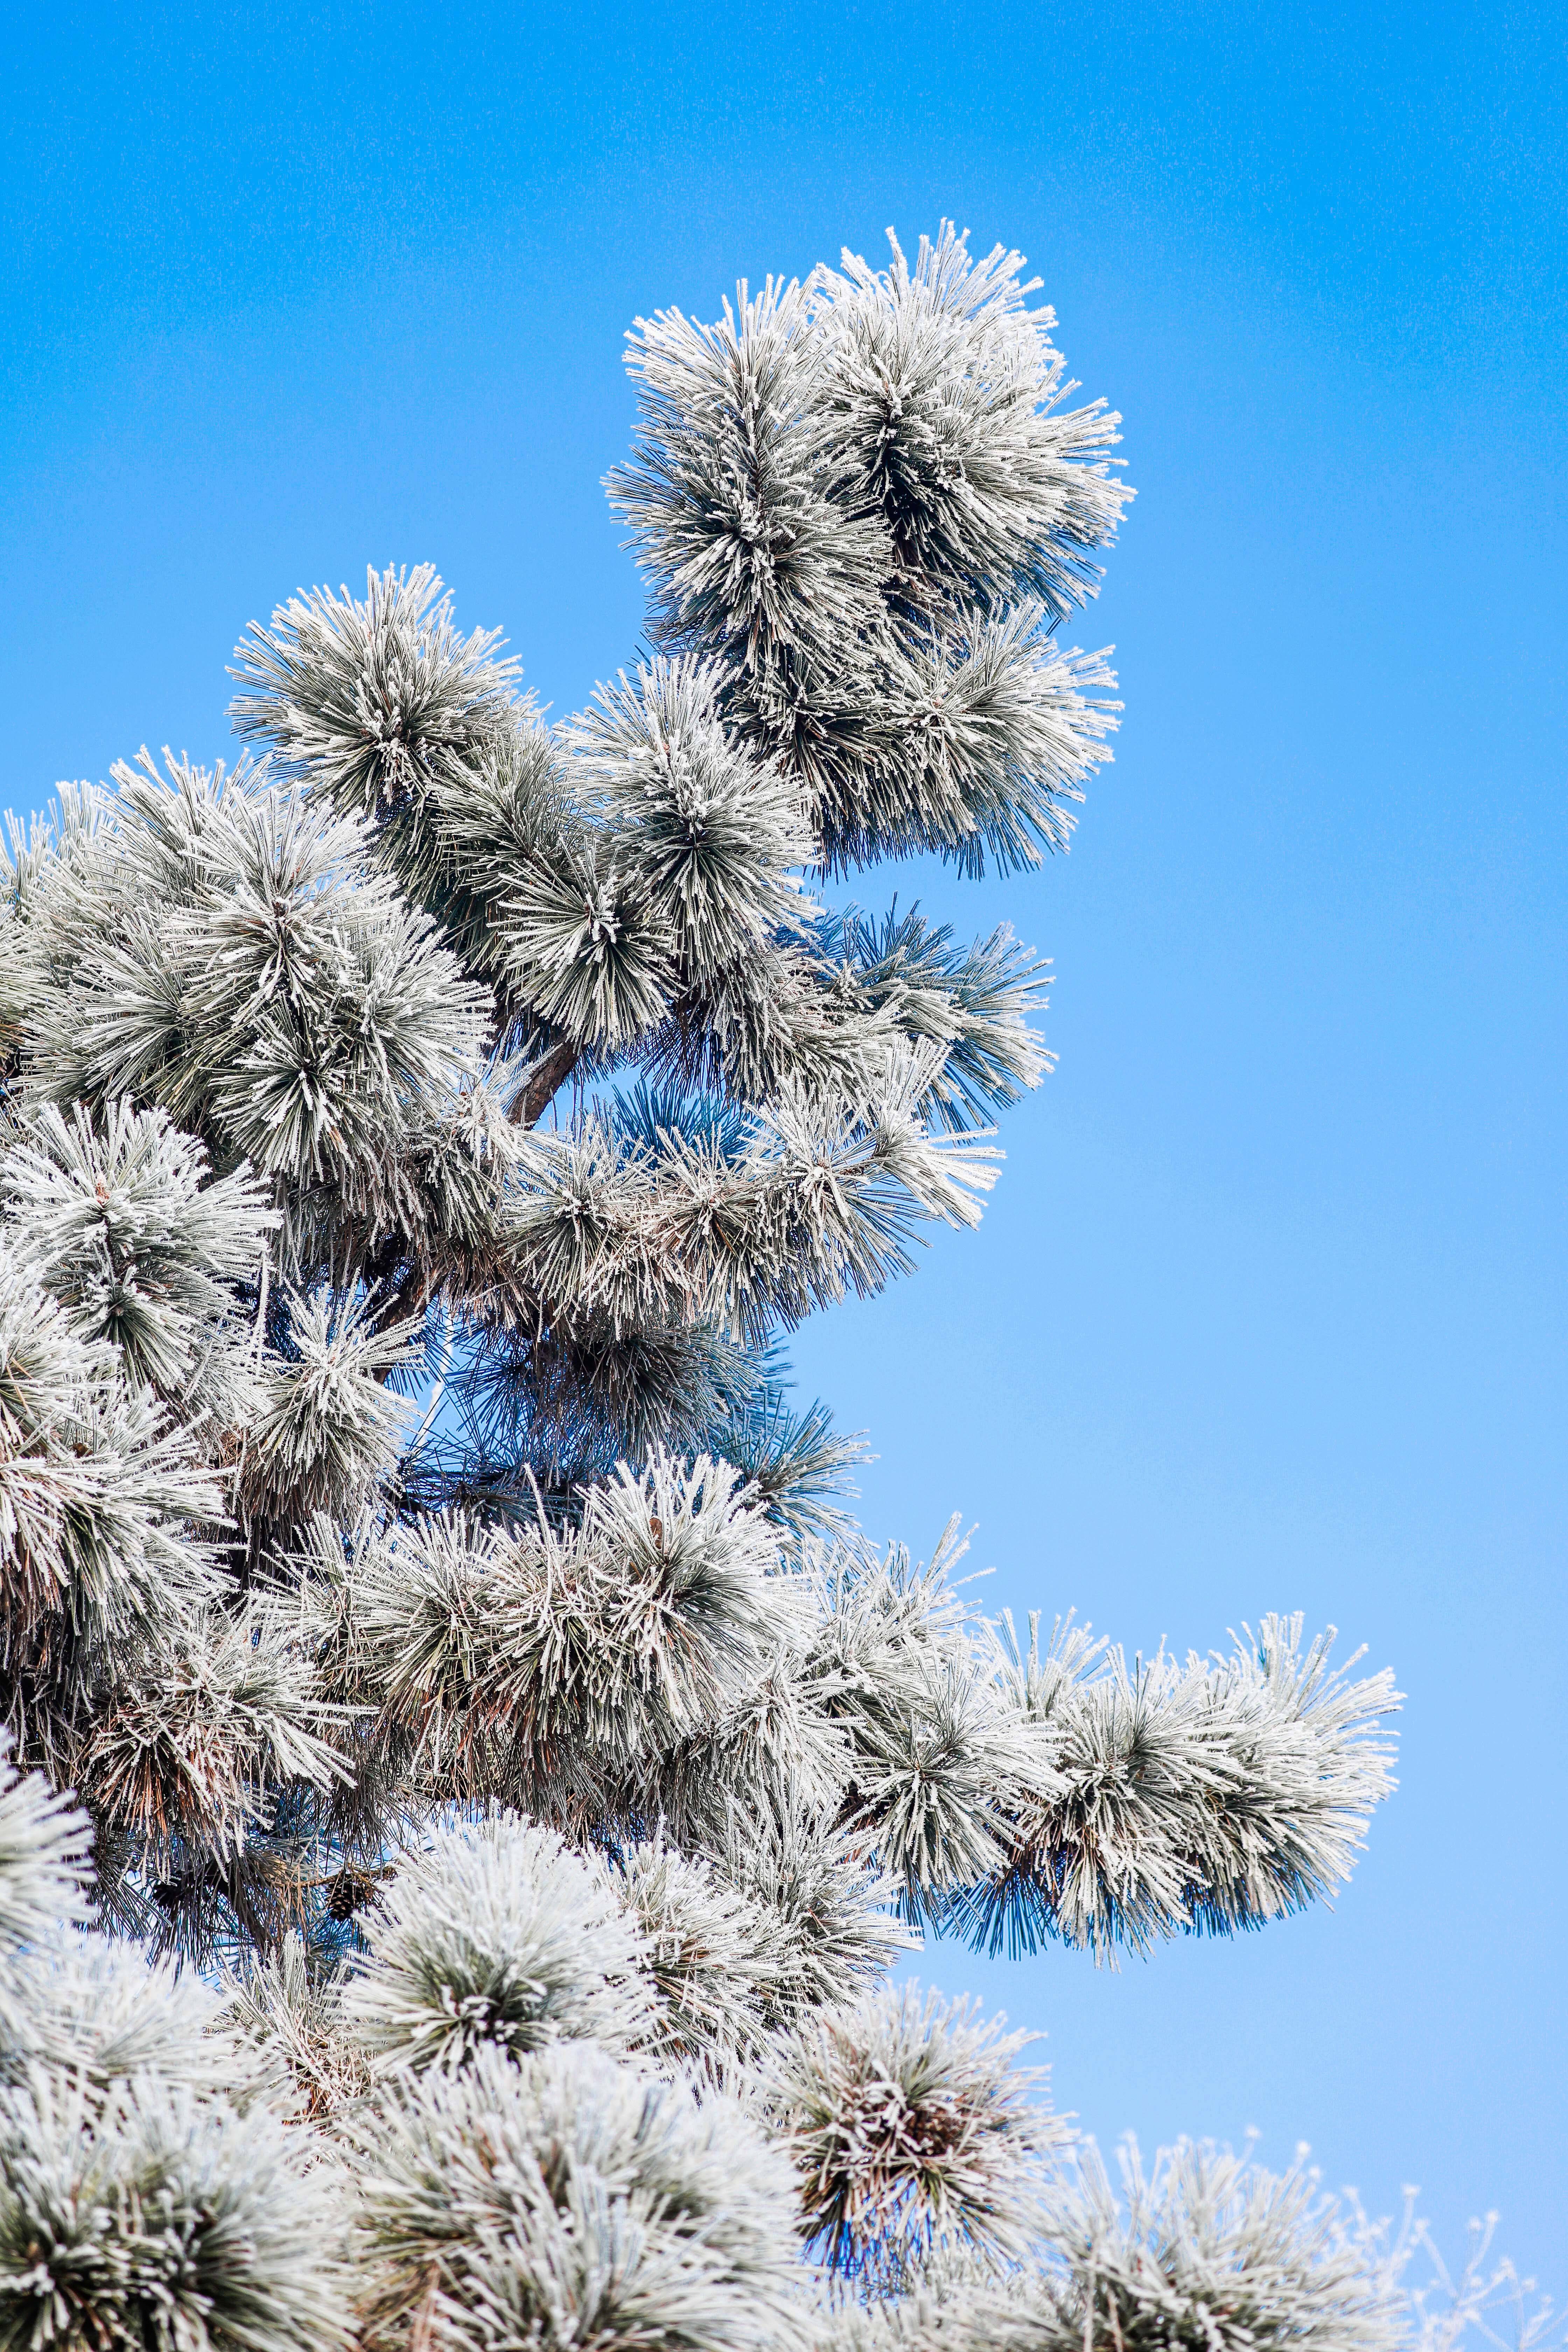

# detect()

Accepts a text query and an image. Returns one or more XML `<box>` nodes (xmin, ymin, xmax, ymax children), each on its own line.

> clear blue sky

<box><xmin>5</xmin><ymin>0</ymin><xmax>1564</xmax><ymax>2292</ymax></box>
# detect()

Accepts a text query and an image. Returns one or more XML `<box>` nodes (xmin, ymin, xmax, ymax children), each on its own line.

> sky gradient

<box><xmin>5</xmin><ymin>0</ymin><xmax>1565</xmax><ymax>2294</ymax></box>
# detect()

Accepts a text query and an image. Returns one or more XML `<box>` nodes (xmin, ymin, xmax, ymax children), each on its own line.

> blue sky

<box><xmin>5</xmin><ymin>0</ymin><xmax>1565</xmax><ymax>2292</ymax></box>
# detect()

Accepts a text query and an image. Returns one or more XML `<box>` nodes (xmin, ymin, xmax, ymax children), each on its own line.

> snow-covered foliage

<box><xmin>0</xmin><ymin>1733</ymin><xmax>92</xmax><ymax>1952</ymax></box>
<box><xmin>0</xmin><ymin>223</ymin><xmax>1542</xmax><ymax>2352</ymax></box>
<box><xmin>348</xmin><ymin>2038</ymin><xmax>808</xmax><ymax>2352</ymax></box>
<box><xmin>774</xmin><ymin>1980</ymin><xmax>1066</xmax><ymax>2288</ymax></box>
<box><xmin>342</xmin><ymin>1813</ymin><xmax>656</xmax><ymax>2071</ymax></box>
<box><xmin>0</xmin><ymin>2070</ymin><xmax>350</xmax><ymax>2352</ymax></box>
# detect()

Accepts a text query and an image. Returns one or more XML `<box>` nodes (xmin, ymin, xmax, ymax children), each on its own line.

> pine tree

<box><xmin>0</xmin><ymin>225</ymin><xmax>1550</xmax><ymax>2352</ymax></box>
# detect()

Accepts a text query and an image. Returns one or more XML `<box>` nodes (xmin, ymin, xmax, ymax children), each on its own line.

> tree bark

<box><xmin>512</xmin><ymin>1037</ymin><xmax>580</xmax><ymax>1127</ymax></box>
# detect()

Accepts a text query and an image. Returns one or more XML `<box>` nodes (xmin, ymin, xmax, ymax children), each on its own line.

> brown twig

<box><xmin>511</xmin><ymin>1037</ymin><xmax>580</xmax><ymax>1127</ymax></box>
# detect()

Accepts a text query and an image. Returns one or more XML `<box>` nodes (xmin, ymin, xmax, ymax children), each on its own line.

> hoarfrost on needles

<box><xmin>0</xmin><ymin>222</ymin><xmax>1548</xmax><ymax>2352</ymax></box>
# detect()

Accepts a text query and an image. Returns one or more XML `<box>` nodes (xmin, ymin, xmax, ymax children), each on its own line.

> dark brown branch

<box><xmin>512</xmin><ymin>1037</ymin><xmax>580</xmax><ymax>1127</ymax></box>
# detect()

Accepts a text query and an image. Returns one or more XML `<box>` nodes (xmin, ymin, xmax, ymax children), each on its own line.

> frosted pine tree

<box><xmin>0</xmin><ymin>226</ymin><xmax>1550</xmax><ymax>2352</ymax></box>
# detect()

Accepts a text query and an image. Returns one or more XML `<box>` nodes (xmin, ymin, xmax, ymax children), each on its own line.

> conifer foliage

<box><xmin>0</xmin><ymin>227</ymin><xmax>1542</xmax><ymax>2352</ymax></box>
